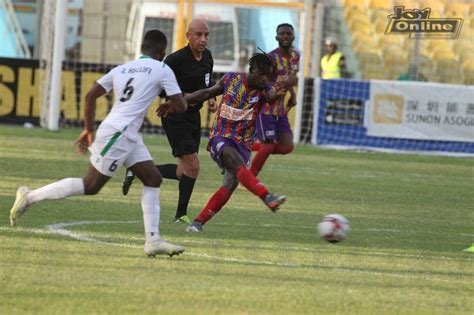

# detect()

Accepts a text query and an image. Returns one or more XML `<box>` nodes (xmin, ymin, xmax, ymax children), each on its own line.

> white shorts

<box><xmin>89</xmin><ymin>126</ymin><xmax>152</xmax><ymax>177</ymax></box>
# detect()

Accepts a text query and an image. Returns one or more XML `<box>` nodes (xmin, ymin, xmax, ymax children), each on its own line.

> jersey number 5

<box><xmin>120</xmin><ymin>78</ymin><xmax>135</xmax><ymax>102</ymax></box>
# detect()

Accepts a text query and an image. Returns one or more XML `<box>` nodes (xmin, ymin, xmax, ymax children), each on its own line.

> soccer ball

<box><xmin>317</xmin><ymin>214</ymin><xmax>350</xmax><ymax>243</ymax></box>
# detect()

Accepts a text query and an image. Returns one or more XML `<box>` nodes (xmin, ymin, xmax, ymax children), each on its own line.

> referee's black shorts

<box><xmin>161</xmin><ymin>111</ymin><xmax>201</xmax><ymax>157</ymax></box>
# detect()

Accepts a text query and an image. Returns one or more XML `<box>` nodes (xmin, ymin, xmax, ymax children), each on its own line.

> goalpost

<box><xmin>38</xmin><ymin>0</ymin><xmax>67</xmax><ymax>131</ymax></box>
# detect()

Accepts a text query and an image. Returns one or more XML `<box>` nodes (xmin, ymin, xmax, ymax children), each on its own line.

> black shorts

<box><xmin>161</xmin><ymin>111</ymin><xmax>201</xmax><ymax>157</ymax></box>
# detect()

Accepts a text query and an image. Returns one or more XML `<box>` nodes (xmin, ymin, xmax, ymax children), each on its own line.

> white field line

<box><xmin>1</xmin><ymin>221</ymin><xmax>472</xmax><ymax>263</ymax></box>
<box><xmin>46</xmin><ymin>221</ymin><xmax>141</xmax><ymax>247</ymax></box>
<box><xmin>50</xmin><ymin>232</ymin><xmax>472</xmax><ymax>263</ymax></box>
<box><xmin>40</xmin><ymin>222</ymin><xmax>474</xmax><ymax>283</ymax></box>
<box><xmin>0</xmin><ymin>220</ymin><xmax>472</xmax><ymax>270</ymax></box>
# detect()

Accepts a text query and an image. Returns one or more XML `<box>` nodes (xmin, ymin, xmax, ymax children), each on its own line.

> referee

<box><xmin>123</xmin><ymin>19</ymin><xmax>215</xmax><ymax>224</ymax></box>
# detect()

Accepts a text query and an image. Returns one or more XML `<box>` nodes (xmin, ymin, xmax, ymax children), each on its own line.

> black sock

<box><xmin>176</xmin><ymin>175</ymin><xmax>196</xmax><ymax>218</ymax></box>
<box><xmin>156</xmin><ymin>164</ymin><xmax>178</xmax><ymax>180</ymax></box>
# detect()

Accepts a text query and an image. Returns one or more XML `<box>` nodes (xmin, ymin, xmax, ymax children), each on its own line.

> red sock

<box><xmin>249</xmin><ymin>143</ymin><xmax>274</xmax><ymax>176</ymax></box>
<box><xmin>236</xmin><ymin>165</ymin><xmax>268</xmax><ymax>199</ymax></box>
<box><xmin>273</xmin><ymin>144</ymin><xmax>294</xmax><ymax>154</ymax></box>
<box><xmin>251</xmin><ymin>142</ymin><xmax>261</xmax><ymax>151</ymax></box>
<box><xmin>195</xmin><ymin>187</ymin><xmax>232</xmax><ymax>225</ymax></box>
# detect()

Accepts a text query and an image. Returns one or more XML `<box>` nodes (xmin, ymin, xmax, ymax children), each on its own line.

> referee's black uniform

<box><xmin>162</xmin><ymin>45</ymin><xmax>214</xmax><ymax>157</ymax></box>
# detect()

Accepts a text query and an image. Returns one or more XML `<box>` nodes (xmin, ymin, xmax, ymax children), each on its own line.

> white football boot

<box><xmin>10</xmin><ymin>186</ymin><xmax>31</xmax><ymax>227</ymax></box>
<box><xmin>144</xmin><ymin>240</ymin><xmax>185</xmax><ymax>257</ymax></box>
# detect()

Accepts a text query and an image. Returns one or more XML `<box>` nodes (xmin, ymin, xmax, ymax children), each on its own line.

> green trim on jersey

<box><xmin>100</xmin><ymin>131</ymin><xmax>122</xmax><ymax>157</ymax></box>
<box><xmin>139</xmin><ymin>55</ymin><xmax>152</xmax><ymax>59</ymax></box>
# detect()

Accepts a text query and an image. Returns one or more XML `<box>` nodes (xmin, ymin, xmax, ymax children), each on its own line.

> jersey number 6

<box><xmin>120</xmin><ymin>78</ymin><xmax>135</xmax><ymax>102</ymax></box>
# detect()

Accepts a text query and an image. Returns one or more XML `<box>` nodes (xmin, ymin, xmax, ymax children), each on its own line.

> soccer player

<box><xmin>158</xmin><ymin>53</ymin><xmax>287</xmax><ymax>233</ymax></box>
<box><xmin>123</xmin><ymin>19</ymin><xmax>215</xmax><ymax>225</ymax></box>
<box><xmin>9</xmin><ymin>30</ymin><xmax>187</xmax><ymax>257</ymax></box>
<box><xmin>249</xmin><ymin>23</ymin><xmax>299</xmax><ymax>176</ymax></box>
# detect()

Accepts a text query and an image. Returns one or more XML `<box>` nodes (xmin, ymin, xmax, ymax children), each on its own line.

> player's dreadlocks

<box><xmin>249</xmin><ymin>52</ymin><xmax>274</xmax><ymax>75</ymax></box>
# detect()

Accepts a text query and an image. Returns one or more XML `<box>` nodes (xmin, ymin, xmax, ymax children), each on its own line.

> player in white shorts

<box><xmin>9</xmin><ymin>30</ymin><xmax>188</xmax><ymax>257</ymax></box>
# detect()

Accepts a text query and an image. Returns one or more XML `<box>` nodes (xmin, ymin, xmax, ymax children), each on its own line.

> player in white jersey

<box><xmin>9</xmin><ymin>30</ymin><xmax>187</xmax><ymax>257</ymax></box>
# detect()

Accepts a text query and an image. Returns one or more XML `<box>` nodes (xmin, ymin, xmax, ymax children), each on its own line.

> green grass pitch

<box><xmin>0</xmin><ymin>124</ymin><xmax>472</xmax><ymax>314</ymax></box>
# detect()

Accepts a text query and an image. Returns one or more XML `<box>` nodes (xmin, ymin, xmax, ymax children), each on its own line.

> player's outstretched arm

<box><xmin>186</xmin><ymin>76</ymin><xmax>225</xmax><ymax>105</ymax></box>
<box><xmin>75</xmin><ymin>83</ymin><xmax>106</xmax><ymax>154</ymax></box>
<box><xmin>157</xmin><ymin>77</ymin><xmax>224</xmax><ymax>118</ymax></box>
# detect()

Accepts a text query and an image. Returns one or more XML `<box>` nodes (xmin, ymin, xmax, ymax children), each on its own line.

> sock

<box><xmin>273</xmin><ymin>144</ymin><xmax>294</xmax><ymax>154</ymax></box>
<box><xmin>142</xmin><ymin>186</ymin><xmax>160</xmax><ymax>243</ymax></box>
<box><xmin>28</xmin><ymin>178</ymin><xmax>85</xmax><ymax>204</ymax></box>
<box><xmin>249</xmin><ymin>143</ymin><xmax>274</xmax><ymax>176</ymax></box>
<box><xmin>236</xmin><ymin>165</ymin><xmax>268</xmax><ymax>199</ymax></box>
<box><xmin>156</xmin><ymin>164</ymin><xmax>178</xmax><ymax>180</ymax></box>
<box><xmin>251</xmin><ymin>142</ymin><xmax>261</xmax><ymax>151</ymax></box>
<box><xmin>176</xmin><ymin>175</ymin><xmax>196</xmax><ymax>218</ymax></box>
<box><xmin>194</xmin><ymin>187</ymin><xmax>232</xmax><ymax>225</ymax></box>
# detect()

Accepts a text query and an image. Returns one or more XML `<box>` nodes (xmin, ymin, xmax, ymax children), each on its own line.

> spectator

<box><xmin>320</xmin><ymin>37</ymin><xmax>347</xmax><ymax>79</ymax></box>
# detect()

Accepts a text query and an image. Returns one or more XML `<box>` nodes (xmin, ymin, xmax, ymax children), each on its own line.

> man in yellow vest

<box><xmin>320</xmin><ymin>37</ymin><xmax>346</xmax><ymax>79</ymax></box>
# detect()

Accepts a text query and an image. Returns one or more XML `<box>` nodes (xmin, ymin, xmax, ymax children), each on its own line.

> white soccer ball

<box><xmin>317</xmin><ymin>214</ymin><xmax>350</xmax><ymax>243</ymax></box>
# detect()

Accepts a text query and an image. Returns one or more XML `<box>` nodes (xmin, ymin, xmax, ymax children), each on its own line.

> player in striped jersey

<box><xmin>250</xmin><ymin>23</ymin><xmax>300</xmax><ymax>176</ymax></box>
<box><xmin>159</xmin><ymin>53</ymin><xmax>287</xmax><ymax>232</ymax></box>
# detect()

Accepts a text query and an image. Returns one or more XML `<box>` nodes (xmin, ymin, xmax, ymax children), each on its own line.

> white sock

<box><xmin>28</xmin><ymin>178</ymin><xmax>85</xmax><ymax>205</ymax></box>
<box><xmin>142</xmin><ymin>186</ymin><xmax>161</xmax><ymax>243</ymax></box>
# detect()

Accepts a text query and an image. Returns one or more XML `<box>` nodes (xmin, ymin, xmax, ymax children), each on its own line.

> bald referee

<box><xmin>123</xmin><ymin>19</ymin><xmax>215</xmax><ymax>225</ymax></box>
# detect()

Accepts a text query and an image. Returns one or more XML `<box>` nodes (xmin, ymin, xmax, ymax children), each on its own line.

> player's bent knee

<box><xmin>140</xmin><ymin>176</ymin><xmax>162</xmax><ymax>188</ymax></box>
<box><xmin>83</xmin><ymin>183</ymin><xmax>102</xmax><ymax>195</ymax></box>
<box><xmin>274</xmin><ymin>144</ymin><xmax>294</xmax><ymax>155</ymax></box>
<box><xmin>183</xmin><ymin>156</ymin><xmax>200</xmax><ymax>178</ymax></box>
<box><xmin>185</xmin><ymin>163</ymin><xmax>200</xmax><ymax>178</ymax></box>
<box><xmin>223</xmin><ymin>173</ymin><xmax>238</xmax><ymax>191</ymax></box>
<box><xmin>82</xmin><ymin>175</ymin><xmax>107</xmax><ymax>195</ymax></box>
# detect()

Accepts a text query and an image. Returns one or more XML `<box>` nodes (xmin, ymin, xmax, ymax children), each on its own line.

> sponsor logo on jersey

<box><xmin>220</xmin><ymin>104</ymin><xmax>254</xmax><ymax>121</ymax></box>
